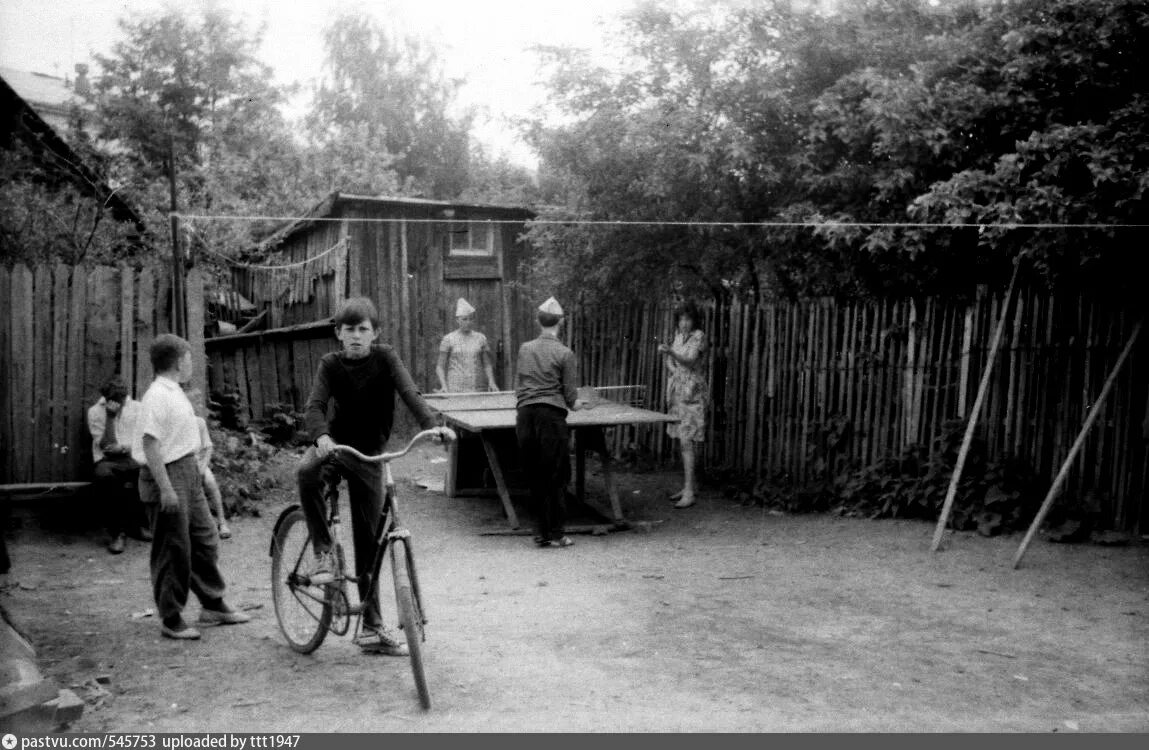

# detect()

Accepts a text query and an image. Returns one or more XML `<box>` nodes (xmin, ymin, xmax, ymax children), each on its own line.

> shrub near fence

<box><xmin>0</xmin><ymin>262</ymin><xmax>206</xmax><ymax>485</ymax></box>
<box><xmin>568</xmin><ymin>288</ymin><xmax>1148</xmax><ymax>533</ymax></box>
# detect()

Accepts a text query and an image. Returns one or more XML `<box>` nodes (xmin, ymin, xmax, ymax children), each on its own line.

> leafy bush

<box><xmin>721</xmin><ymin>418</ymin><xmax>1043</xmax><ymax>534</ymax></box>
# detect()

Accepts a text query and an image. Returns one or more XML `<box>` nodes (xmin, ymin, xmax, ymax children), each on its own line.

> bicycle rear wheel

<box><xmin>390</xmin><ymin>537</ymin><xmax>430</xmax><ymax>709</ymax></box>
<box><xmin>270</xmin><ymin>506</ymin><xmax>332</xmax><ymax>654</ymax></box>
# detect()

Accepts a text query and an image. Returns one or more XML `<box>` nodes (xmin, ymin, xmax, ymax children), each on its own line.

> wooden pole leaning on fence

<box><xmin>1012</xmin><ymin>318</ymin><xmax>1143</xmax><ymax>569</ymax></box>
<box><xmin>930</xmin><ymin>258</ymin><xmax>1024</xmax><ymax>552</ymax></box>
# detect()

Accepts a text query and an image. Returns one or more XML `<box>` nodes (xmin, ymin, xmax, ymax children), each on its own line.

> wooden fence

<box><xmin>0</xmin><ymin>262</ymin><xmax>206</xmax><ymax>484</ymax></box>
<box><xmin>570</xmin><ymin>288</ymin><xmax>1148</xmax><ymax>532</ymax></box>
<box><xmin>203</xmin><ymin>285</ymin><xmax>1147</xmax><ymax>531</ymax></box>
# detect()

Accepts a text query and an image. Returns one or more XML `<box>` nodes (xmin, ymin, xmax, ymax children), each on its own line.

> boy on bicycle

<box><xmin>297</xmin><ymin>297</ymin><xmax>445</xmax><ymax>656</ymax></box>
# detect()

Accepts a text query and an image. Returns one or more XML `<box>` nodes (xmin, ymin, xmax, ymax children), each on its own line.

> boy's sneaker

<box><xmin>217</xmin><ymin>521</ymin><xmax>232</xmax><ymax>540</ymax></box>
<box><xmin>161</xmin><ymin>619</ymin><xmax>202</xmax><ymax>640</ymax></box>
<box><xmin>310</xmin><ymin>549</ymin><xmax>337</xmax><ymax>585</ymax></box>
<box><xmin>197</xmin><ymin>604</ymin><xmax>251</xmax><ymax>626</ymax></box>
<box><xmin>107</xmin><ymin>533</ymin><xmax>126</xmax><ymax>555</ymax></box>
<box><xmin>535</xmin><ymin>536</ymin><xmax>574</xmax><ymax>548</ymax></box>
<box><xmin>357</xmin><ymin>624</ymin><xmax>409</xmax><ymax>656</ymax></box>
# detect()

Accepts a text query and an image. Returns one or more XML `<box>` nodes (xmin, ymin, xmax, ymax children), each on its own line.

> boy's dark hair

<box><xmin>537</xmin><ymin>311</ymin><xmax>562</xmax><ymax>328</ymax></box>
<box><xmin>674</xmin><ymin>301</ymin><xmax>704</xmax><ymax>331</ymax></box>
<box><xmin>100</xmin><ymin>377</ymin><xmax>129</xmax><ymax>403</ymax></box>
<box><xmin>150</xmin><ymin>333</ymin><xmax>190</xmax><ymax>373</ymax></box>
<box><xmin>334</xmin><ymin>297</ymin><xmax>380</xmax><ymax>329</ymax></box>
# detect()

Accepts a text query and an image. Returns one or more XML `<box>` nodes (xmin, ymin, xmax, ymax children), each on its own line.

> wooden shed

<box><xmin>210</xmin><ymin>192</ymin><xmax>538</xmax><ymax>418</ymax></box>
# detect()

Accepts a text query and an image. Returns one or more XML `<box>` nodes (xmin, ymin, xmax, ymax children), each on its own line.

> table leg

<box><xmin>445</xmin><ymin>438</ymin><xmax>459</xmax><ymax>498</ymax></box>
<box><xmin>574</xmin><ymin>429</ymin><xmax>586</xmax><ymax>504</ymax></box>
<box><xmin>593</xmin><ymin>431</ymin><xmax>625</xmax><ymax>525</ymax></box>
<box><xmin>479</xmin><ymin>433</ymin><xmax>520</xmax><ymax>529</ymax></box>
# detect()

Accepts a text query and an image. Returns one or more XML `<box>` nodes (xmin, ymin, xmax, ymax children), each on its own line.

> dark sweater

<box><xmin>304</xmin><ymin>345</ymin><xmax>438</xmax><ymax>453</ymax></box>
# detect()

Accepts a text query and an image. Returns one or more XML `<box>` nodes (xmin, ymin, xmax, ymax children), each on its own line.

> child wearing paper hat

<box><xmin>436</xmin><ymin>298</ymin><xmax>499</xmax><ymax>392</ymax></box>
<box><xmin>514</xmin><ymin>296</ymin><xmax>589</xmax><ymax>549</ymax></box>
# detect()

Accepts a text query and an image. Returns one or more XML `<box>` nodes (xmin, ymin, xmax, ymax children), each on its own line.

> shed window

<box><xmin>448</xmin><ymin>220</ymin><xmax>494</xmax><ymax>256</ymax></box>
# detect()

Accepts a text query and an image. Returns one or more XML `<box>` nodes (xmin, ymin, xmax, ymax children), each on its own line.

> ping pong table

<box><xmin>425</xmin><ymin>389</ymin><xmax>676</xmax><ymax>530</ymax></box>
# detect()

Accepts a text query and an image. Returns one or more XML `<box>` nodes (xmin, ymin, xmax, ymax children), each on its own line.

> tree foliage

<box><xmin>526</xmin><ymin>0</ymin><xmax>1149</xmax><ymax>303</ymax></box>
<box><xmin>87</xmin><ymin>5</ymin><xmax>306</xmax><ymax>262</ymax></box>
<box><xmin>306</xmin><ymin>11</ymin><xmax>472</xmax><ymax>199</ymax></box>
<box><xmin>0</xmin><ymin>141</ymin><xmax>141</xmax><ymax>265</ymax></box>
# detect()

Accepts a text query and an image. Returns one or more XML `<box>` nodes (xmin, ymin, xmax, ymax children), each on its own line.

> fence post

<box><xmin>931</xmin><ymin>262</ymin><xmax>1023</xmax><ymax>552</ymax></box>
<box><xmin>1013</xmin><ymin>319</ymin><xmax>1143</xmax><ymax>568</ymax></box>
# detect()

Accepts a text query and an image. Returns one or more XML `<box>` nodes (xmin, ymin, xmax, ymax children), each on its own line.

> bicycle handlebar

<box><xmin>332</xmin><ymin>428</ymin><xmax>456</xmax><ymax>464</ymax></box>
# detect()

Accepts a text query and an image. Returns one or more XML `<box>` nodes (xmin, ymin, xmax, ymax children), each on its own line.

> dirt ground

<box><xmin>3</xmin><ymin>444</ymin><xmax>1148</xmax><ymax>733</ymax></box>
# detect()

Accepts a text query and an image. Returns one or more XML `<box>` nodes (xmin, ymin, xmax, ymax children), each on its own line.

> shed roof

<box><xmin>259</xmin><ymin>190</ymin><xmax>536</xmax><ymax>250</ymax></box>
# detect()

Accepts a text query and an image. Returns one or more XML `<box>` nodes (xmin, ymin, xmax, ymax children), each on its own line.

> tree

<box><xmin>525</xmin><ymin>0</ymin><xmax>957</xmax><ymax>303</ymax></box>
<box><xmin>88</xmin><ymin>4</ymin><xmax>307</xmax><ymax>259</ymax></box>
<box><xmin>527</xmin><ymin>0</ymin><xmax>1149</xmax><ymax>302</ymax></box>
<box><xmin>307</xmin><ymin>11</ymin><xmax>472</xmax><ymax>199</ymax></box>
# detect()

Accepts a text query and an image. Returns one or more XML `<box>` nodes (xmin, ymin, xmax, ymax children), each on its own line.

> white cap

<box><xmin>455</xmin><ymin>298</ymin><xmax>475</xmax><ymax>317</ymax></box>
<box><xmin>538</xmin><ymin>297</ymin><xmax>564</xmax><ymax>316</ymax></box>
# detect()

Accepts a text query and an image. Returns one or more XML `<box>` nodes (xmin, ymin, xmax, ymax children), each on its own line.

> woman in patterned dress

<box><xmin>658</xmin><ymin>301</ymin><xmax>707</xmax><ymax>508</ymax></box>
<box><xmin>436</xmin><ymin>297</ymin><xmax>500</xmax><ymax>392</ymax></box>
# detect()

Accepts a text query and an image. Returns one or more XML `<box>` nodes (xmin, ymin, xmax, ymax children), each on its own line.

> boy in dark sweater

<box><xmin>297</xmin><ymin>297</ymin><xmax>445</xmax><ymax>655</ymax></box>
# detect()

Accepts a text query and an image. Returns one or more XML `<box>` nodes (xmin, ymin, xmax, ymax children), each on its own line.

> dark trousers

<box><xmin>93</xmin><ymin>456</ymin><xmax>143</xmax><ymax>536</ymax></box>
<box><xmin>516</xmin><ymin>404</ymin><xmax>571</xmax><ymax>541</ymax></box>
<box><xmin>297</xmin><ymin>447</ymin><xmax>384</xmax><ymax>626</ymax></box>
<box><xmin>139</xmin><ymin>456</ymin><xmax>226</xmax><ymax>624</ymax></box>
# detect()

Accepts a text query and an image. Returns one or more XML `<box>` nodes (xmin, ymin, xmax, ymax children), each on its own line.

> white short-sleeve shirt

<box><xmin>131</xmin><ymin>376</ymin><xmax>200</xmax><ymax>465</ymax></box>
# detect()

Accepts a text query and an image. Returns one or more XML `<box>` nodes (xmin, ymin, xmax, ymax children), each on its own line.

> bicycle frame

<box><xmin>323</xmin><ymin>430</ymin><xmax>450</xmax><ymax>638</ymax></box>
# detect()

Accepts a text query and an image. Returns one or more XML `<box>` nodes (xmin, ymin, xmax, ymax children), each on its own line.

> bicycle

<box><xmin>269</xmin><ymin>427</ymin><xmax>454</xmax><ymax>710</ymax></box>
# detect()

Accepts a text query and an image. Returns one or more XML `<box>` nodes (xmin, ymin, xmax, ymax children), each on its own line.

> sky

<box><xmin>0</xmin><ymin>0</ymin><xmax>633</xmax><ymax>166</ymax></box>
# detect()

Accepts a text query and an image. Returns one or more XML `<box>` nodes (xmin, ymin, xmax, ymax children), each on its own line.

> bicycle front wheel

<box><xmin>270</xmin><ymin>506</ymin><xmax>332</xmax><ymax>654</ymax></box>
<box><xmin>390</xmin><ymin>537</ymin><xmax>430</xmax><ymax>709</ymax></box>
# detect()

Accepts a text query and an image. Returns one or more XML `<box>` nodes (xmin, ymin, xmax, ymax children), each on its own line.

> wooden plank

<box><xmin>32</xmin><ymin>265</ymin><xmax>53</xmax><ymax>480</ymax></box>
<box><xmin>186</xmin><ymin>268</ymin><xmax>207</xmax><ymax>410</ymax></box>
<box><xmin>764</xmin><ymin>304</ymin><xmax>778</xmax><ymax>473</ymax></box>
<box><xmin>11</xmin><ymin>265</ymin><xmax>35</xmax><ymax>482</ymax></box>
<box><xmin>0</xmin><ymin>266</ymin><xmax>11</xmax><ymax>482</ymax></box>
<box><xmin>745</xmin><ymin>304</ymin><xmax>761</xmax><ymax>475</ymax></box>
<box><xmin>480</xmin><ymin>432</ymin><xmax>520</xmax><ymax>529</ymax></box>
<box><xmin>399</xmin><ymin>218</ymin><xmax>412</xmax><ymax>369</ymax></box>
<box><xmin>1005</xmin><ymin>292</ymin><xmax>1024</xmax><ymax>455</ymax></box>
<box><xmin>785</xmin><ymin>302</ymin><xmax>801</xmax><ymax>474</ymax></box>
<box><xmin>85</xmin><ymin>266</ymin><xmax>120</xmax><ymax>413</ymax></box>
<box><xmin>155</xmin><ymin>263</ymin><xmax>172</xmax><ymax>337</ymax></box>
<box><xmin>1014</xmin><ymin>319</ymin><xmax>1143</xmax><ymax>568</ymax></box>
<box><xmin>119</xmin><ymin>264</ymin><xmax>134</xmax><ymax>384</ymax></box>
<box><xmin>246</xmin><ymin>341</ymin><xmax>266</xmax><ymax>420</ymax></box>
<box><xmin>64</xmin><ymin>265</ymin><xmax>88</xmax><ymax>478</ymax></box>
<box><xmin>233</xmin><ymin>339</ymin><xmax>251</xmax><ymax>423</ymax></box>
<box><xmin>347</xmin><ymin>220</ymin><xmax>362</xmax><ymax>297</ymax></box>
<box><xmin>259</xmin><ymin>330</ymin><xmax>279</xmax><ymax>410</ymax></box>
<box><xmin>291</xmin><ymin>338</ymin><xmax>313</xmax><ymax>410</ymax></box>
<box><xmin>932</xmin><ymin>270</ymin><xmax>1020</xmax><ymax>551</ymax></box>
<box><xmin>274</xmin><ymin>340</ymin><xmax>295</xmax><ymax>407</ymax></box>
<box><xmin>817</xmin><ymin>298</ymin><xmax>831</xmax><ymax>460</ymax></box>
<box><xmin>135</xmin><ymin>266</ymin><xmax>156</xmax><ymax>398</ymax></box>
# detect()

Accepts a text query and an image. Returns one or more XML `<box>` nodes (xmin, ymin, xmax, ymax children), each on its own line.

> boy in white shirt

<box><xmin>133</xmin><ymin>334</ymin><xmax>249</xmax><ymax>640</ymax></box>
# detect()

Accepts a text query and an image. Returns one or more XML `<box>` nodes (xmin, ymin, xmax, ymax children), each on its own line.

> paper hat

<box><xmin>538</xmin><ymin>297</ymin><xmax>564</xmax><ymax>316</ymax></box>
<box><xmin>455</xmin><ymin>298</ymin><xmax>475</xmax><ymax>317</ymax></box>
